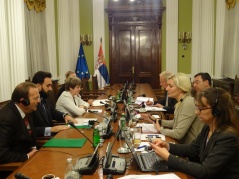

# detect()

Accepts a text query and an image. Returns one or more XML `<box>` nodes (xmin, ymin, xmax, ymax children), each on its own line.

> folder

<box><xmin>43</xmin><ymin>138</ymin><xmax>87</xmax><ymax>148</ymax></box>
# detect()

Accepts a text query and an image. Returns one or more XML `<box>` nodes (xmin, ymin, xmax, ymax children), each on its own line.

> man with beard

<box><xmin>31</xmin><ymin>71</ymin><xmax>77</xmax><ymax>137</ymax></box>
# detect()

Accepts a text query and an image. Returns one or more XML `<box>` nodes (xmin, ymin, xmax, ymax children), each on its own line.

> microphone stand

<box><xmin>88</xmin><ymin>110</ymin><xmax>114</xmax><ymax>139</ymax></box>
<box><xmin>68</xmin><ymin>121</ymin><xmax>100</xmax><ymax>175</ymax></box>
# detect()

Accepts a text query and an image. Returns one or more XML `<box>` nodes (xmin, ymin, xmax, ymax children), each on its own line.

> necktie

<box><xmin>24</xmin><ymin>115</ymin><xmax>32</xmax><ymax>135</ymax></box>
<box><xmin>41</xmin><ymin>98</ymin><xmax>50</xmax><ymax>123</ymax></box>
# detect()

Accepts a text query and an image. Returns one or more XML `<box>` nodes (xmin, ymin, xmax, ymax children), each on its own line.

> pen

<box><xmin>137</xmin><ymin>145</ymin><xmax>147</xmax><ymax>149</ymax></box>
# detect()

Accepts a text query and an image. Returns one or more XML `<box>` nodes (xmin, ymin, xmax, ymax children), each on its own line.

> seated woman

<box><xmin>144</xmin><ymin>72</ymin><xmax>204</xmax><ymax>144</ymax></box>
<box><xmin>150</xmin><ymin>87</ymin><xmax>239</xmax><ymax>178</ymax></box>
<box><xmin>56</xmin><ymin>76</ymin><xmax>93</xmax><ymax>117</ymax></box>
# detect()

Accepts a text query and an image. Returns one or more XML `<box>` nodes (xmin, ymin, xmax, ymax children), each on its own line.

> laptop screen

<box><xmin>125</xmin><ymin>139</ymin><xmax>141</xmax><ymax>165</ymax></box>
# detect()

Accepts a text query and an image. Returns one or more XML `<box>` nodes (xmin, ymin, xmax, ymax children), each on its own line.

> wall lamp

<box><xmin>178</xmin><ymin>32</ymin><xmax>192</xmax><ymax>50</ymax></box>
<box><xmin>80</xmin><ymin>34</ymin><xmax>93</xmax><ymax>46</ymax></box>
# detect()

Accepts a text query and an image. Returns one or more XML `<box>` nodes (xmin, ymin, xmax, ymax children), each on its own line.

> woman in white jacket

<box><xmin>56</xmin><ymin>76</ymin><xmax>93</xmax><ymax>117</ymax></box>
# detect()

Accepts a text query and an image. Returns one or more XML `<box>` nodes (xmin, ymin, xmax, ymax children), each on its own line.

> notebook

<box><xmin>125</xmin><ymin>139</ymin><xmax>173</xmax><ymax>173</ymax></box>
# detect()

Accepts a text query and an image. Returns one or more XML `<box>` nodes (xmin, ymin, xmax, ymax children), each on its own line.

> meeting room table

<box><xmin>6</xmin><ymin>84</ymin><xmax>194</xmax><ymax>179</ymax></box>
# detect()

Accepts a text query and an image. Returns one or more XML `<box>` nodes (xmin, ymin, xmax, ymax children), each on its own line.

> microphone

<box><xmin>15</xmin><ymin>172</ymin><xmax>31</xmax><ymax>179</ymax></box>
<box><xmin>88</xmin><ymin>110</ymin><xmax>113</xmax><ymax>139</ymax></box>
<box><xmin>138</xmin><ymin>94</ymin><xmax>146</xmax><ymax>97</ymax></box>
<box><xmin>68</xmin><ymin>121</ymin><xmax>94</xmax><ymax>148</ymax></box>
<box><xmin>100</xmin><ymin>101</ymin><xmax>110</xmax><ymax>108</ymax></box>
<box><xmin>88</xmin><ymin>110</ymin><xmax>111</xmax><ymax>121</ymax></box>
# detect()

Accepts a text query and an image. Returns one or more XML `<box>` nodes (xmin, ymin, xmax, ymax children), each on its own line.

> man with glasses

<box><xmin>31</xmin><ymin>71</ymin><xmax>77</xmax><ymax>137</ymax></box>
<box><xmin>192</xmin><ymin>72</ymin><xmax>211</xmax><ymax>96</ymax></box>
<box><xmin>146</xmin><ymin>71</ymin><xmax>177</xmax><ymax>114</ymax></box>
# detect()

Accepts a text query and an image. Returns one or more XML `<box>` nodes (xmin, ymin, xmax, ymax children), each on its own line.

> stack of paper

<box><xmin>92</xmin><ymin>99</ymin><xmax>109</xmax><ymax>106</ymax></box>
<box><xmin>136</xmin><ymin>123</ymin><xmax>158</xmax><ymax>134</ymax></box>
<box><xmin>145</xmin><ymin>106</ymin><xmax>166</xmax><ymax>112</ymax></box>
<box><xmin>72</xmin><ymin>118</ymin><xmax>98</xmax><ymax>126</ymax></box>
<box><xmin>135</xmin><ymin>97</ymin><xmax>154</xmax><ymax>104</ymax></box>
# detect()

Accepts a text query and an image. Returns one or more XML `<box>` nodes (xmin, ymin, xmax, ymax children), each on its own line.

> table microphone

<box><xmin>68</xmin><ymin>121</ymin><xmax>95</xmax><ymax>148</ymax></box>
<box><xmin>15</xmin><ymin>172</ymin><xmax>31</xmax><ymax>179</ymax></box>
<box><xmin>88</xmin><ymin>110</ymin><xmax>113</xmax><ymax>139</ymax></box>
<box><xmin>100</xmin><ymin>101</ymin><xmax>110</xmax><ymax>108</ymax></box>
<box><xmin>88</xmin><ymin>110</ymin><xmax>111</xmax><ymax>122</ymax></box>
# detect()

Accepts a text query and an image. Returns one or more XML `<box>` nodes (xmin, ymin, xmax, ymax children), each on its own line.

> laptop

<box><xmin>125</xmin><ymin>139</ymin><xmax>173</xmax><ymax>173</ymax></box>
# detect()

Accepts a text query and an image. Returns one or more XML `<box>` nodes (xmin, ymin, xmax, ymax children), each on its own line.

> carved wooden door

<box><xmin>112</xmin><ymin>25</ymin><xmax>160</xmax><ymax>88</ymax></box>
<box><xmin>106</xmin><ymin>0</ymin><xmax>165</xmax><ymax>89</ymax></box>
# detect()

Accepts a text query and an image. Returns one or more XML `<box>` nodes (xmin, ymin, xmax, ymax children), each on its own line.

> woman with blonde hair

<box><xmin>148</xmin><ymin>72</ymin><xmax>203</xmax><ymax>143</ymax></box>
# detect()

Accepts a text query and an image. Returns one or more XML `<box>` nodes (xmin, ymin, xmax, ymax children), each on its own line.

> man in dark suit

<box><xmin>0</xmin><ymin>82</ymin><xmax>39</xmax><ymax>164</ymax></box>
<box><xmin>146</xmin><ymin>71</ymin><xmax>177</xmax><ymax>114</ymax></box>
<box><xmin>31</xmin><ymin>71</ymin><xmax>77</xmax><ymax>137</ymax></box>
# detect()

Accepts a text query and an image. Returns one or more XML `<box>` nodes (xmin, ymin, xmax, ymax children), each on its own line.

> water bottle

<box><xmin>64</xmin><ymin>158</ymin><xmax>80</xmax><ymax>179</ymax></box>
<box><xmin>120</xmin><ymin>113</ymin><xmax>126</xmax><ymax>132</ymax></box>
<box><xmin>93</xmin><ymin>128</ymin><xmax>100</xmax><ymax>147</ymax></box>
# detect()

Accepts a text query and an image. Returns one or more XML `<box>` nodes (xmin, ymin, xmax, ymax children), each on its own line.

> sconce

<box><xmin>178</xmin><ymin>32</ymin><xmax>192</xmax><ymax>50</ymax></box>
<box><xmin>80</xmin><ymin>34</ymin><xmax>93</xmax><ymax>46</ymax></box>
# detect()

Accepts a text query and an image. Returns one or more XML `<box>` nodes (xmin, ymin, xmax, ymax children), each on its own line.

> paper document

<box><xmin>87</xmin><ymin>109</ymin><xmax>102</xmax><ymax>113</ymax></box>
<box><xmin>136</xmin><ymin>123</ymin><xmax>158</xmax><ymax>134</ymax></box>
<box><xmin>140</xmin><ymin>133</ymin><xmax>165</xmax><ymax>141</ymax></box>
<box><xmin>145</xmin><ymin>106</ymin><xmax>166</xmax><ymax>111</ymax></box>
<box><xmin>71</xmin><ymin>118</ymin><xmax>98</xmax><ymax>126</ymax></box>
<box><xmin>135</xmin><ymin>97</ymin><xmax>154</xmax><ymax>104</ymax></box>
<box><xmin>92</xmin><ymin>99</ymin><xmax>109</xmax><ymax>106</ymax></box>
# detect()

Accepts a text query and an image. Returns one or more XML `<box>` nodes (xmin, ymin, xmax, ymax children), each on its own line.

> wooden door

<box><xmin>111</xmin><ymin>25</ymin><xmax>160</xmax><ymax>88</ymax></box>
<box><xmin>106</xmin><ymin>0</ymin><xmax>165</xmax><ymax>89</ymax></box>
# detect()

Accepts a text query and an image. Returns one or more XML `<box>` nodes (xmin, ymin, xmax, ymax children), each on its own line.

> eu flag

<box><xmin>75</xmin><ymin>43</ymin><xmax>90</xmax><ymax>80</ymax></box>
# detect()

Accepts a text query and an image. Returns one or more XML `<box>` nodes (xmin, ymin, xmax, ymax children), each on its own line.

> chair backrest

<box><xmin>234</xmin><ymin>75</ymin><xmax>239</xmax><ymax>100</ymax></box>
<box><xmin>81</xmin><ymin>78</ymin><xmax>90</xmax><ymax>92</ymax></box>
<box><xmin>92</xmin><ymin>75</ymin><xmax>99</xmax><ymax>91</ymax></box>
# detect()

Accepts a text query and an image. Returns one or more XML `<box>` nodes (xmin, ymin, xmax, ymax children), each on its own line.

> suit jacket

<box><xmin>155</xmin><ymin>91</ymin><xmax>177</xmax><ymax>114</ymax></box>
<box><xmin>168</xmin><ymin>125</ymin><xmax>239</xmax><ymax>179</ymax></box>
<box><xmin>56</xmin><ymin>91</ymin><xmax>89</xmax><ymax>117</ymax></box>
<box><xmin>0</xmin><ymin>101</ymin><xmax>37</xmax><ymax>164</ymax></box>
<box><xmin>31</xmin><ymin>97</ymin><xmax>65</xmax><ymax>137</ymax></box>
<box><xmin>161</xmin><ymin>94</ymin><xmax>204</xmax><ymax>144</ymax></box>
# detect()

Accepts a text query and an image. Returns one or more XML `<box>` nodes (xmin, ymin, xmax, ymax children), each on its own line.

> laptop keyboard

<box><xmin>140</xmin><ymin>152</ymin><xmax>160</xmax><ymax>170</ymax></box>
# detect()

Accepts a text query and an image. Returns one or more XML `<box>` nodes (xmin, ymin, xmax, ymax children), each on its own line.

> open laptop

<box><xmin>125</xmin><ymin>139</ymin><xmax>173</xmax><ymax>173</ymax></box>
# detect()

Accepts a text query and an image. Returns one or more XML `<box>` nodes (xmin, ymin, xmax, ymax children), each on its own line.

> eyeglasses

<box><xmin>195</xmin><ymin>105</ymin><xmax>211</xmax><ymax>114</ymax></box>
<box><xmin>193</xmin><ymin>80</ymin><xmax>203</xmax><ymax>85</ymax></box>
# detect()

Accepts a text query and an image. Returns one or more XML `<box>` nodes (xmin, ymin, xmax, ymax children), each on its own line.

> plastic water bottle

<box><xmin>120</xmin><ymin>113</ymin><xmax>126</xmax><ymax>130</ymax></box>
<box><xmin>64</xmin><ymin>158</ymin><xmax>80</xmax><ymax>179</ymax></box>
<box><xmin>93</xmin><ymin>128</ymin><xmax>100</xmax><ymax>147</ymax></box>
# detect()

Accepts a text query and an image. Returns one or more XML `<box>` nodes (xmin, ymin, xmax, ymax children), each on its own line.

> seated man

<box><xmin>146</xmin><ymin>71</ymin><xmax>177</xmax><ymax>114</ymax></box>
<box><xmin>0</xmin><ymin>82</ymin><xmax>39</xmax><ymax>164</ymax></box>
<box><xmin>192</xmin><ymin>72</ymin><xmax>212</xmax><ymax>97</ymax></box>
<box><xmin>31</xmin><ymin>71</ymin><xmax>77</xmax><ymax>137</ymax></box>
<box><xmin>57</xmin><ymin>70</ymin><xmax>76</xmax><ymax>99</ymax></box>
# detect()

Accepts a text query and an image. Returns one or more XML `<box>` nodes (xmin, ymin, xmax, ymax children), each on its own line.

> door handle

<box><xmin>131</xmin><ymin>66</ymin><xmax>134</xmax><ymax>74</ymax></box>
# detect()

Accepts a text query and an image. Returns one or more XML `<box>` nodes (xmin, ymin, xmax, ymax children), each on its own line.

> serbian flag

<box><xmin>75</xmin><ymin>43</ymin><xmax>90</xmax><ymax>80</ymax></box>
<box><xmin>94</xmin><ymin>39</ymin><xmax>110</xmax><ymax>89</ymax></box>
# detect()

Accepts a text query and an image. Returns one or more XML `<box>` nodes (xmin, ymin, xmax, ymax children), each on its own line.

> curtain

<box><xmin>45</xmin><ymin>0</ymin><xmax>58</xmax><ymax>79</ymax></box>
<box><xmin>223</xmin><ymin>4</ymin><xmax>239</xmax><ymax>78</ymax></box>
<box><xmin>0</xmin><ymin>0</ymin><xmax>27</xmax><ymax>101</ymax></box>
<box><xmin>24</xmin><ymin>3</ymin><xmax>49</xmax><ymax>78</ymax></box>
<box><xmin>57</xmin><ymin>0</ymin><xmax>80</xmax><ymax>84</ymax></box>
<box><xmin>191</xmin><ymin>0</ymin><xmax>214</xmax><ymax>77</ymax></box>
<box><xmin>93</xmin><ymin>0</ymin><xmax>105</xmax><ymax>69</ymax></box>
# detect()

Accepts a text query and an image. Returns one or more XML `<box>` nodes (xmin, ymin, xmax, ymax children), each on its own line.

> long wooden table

<box><xmin>7</xmin><ymin>84</ymin><xmax>193</xmax><ymax>179</ymax></box>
